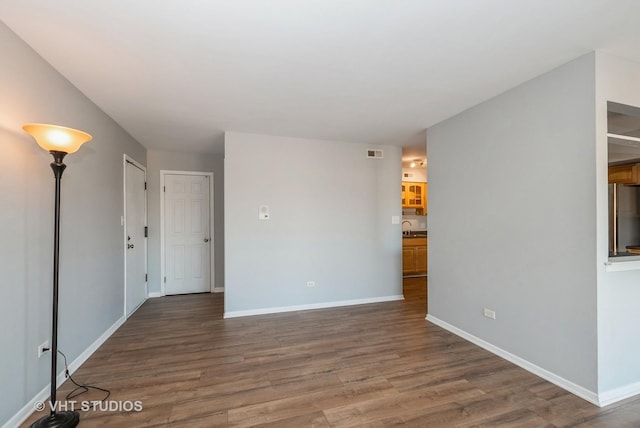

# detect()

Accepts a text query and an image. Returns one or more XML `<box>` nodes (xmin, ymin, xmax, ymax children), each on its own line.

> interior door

<box><xmin>164</xmin><ymin>174</ymin><xmax>211</xmax><ymax>295</ymax></box>
<box><xmin>125</xmin><ymin>159</ymin><xmax>147</xmax><ymax>316</ymax></box>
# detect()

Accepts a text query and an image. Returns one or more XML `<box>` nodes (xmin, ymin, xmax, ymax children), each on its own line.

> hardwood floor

<box><xmin>23</xmin><ymin>277</ymin><xmax>640</xmax><ymax>427</ymax></box>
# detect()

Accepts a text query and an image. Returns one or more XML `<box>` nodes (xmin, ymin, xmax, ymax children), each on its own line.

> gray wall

<box><xmin>427</xmin><ymin>54</ymin><xmax>598</xmax><ymax>392</ymax></box>
<box><xmin>595</xmin><ymin>53</ymin><xmax>640</xmax><ymax>397</ymax></box>
<box><xmin>146</xmin><ymin>149</ymin><xmax>225</xmax><ymax>293</ymax></box>
<box><xmin>0</xmin><ymin>21</ymin><xmax>146</xmax><ymax>425</ymax></box>
<box><xmin>224</xmin><ymin>132</ymin><xmax>402</xmax><ymax>315</ymax></box>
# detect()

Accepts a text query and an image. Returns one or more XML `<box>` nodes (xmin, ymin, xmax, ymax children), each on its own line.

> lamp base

<box><xmin>30</xmin><ymin>411</ymin><xmax>79</xmax><ymax>428</ymax></box>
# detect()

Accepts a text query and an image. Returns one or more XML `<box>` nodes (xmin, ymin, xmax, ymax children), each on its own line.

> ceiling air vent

<box><xmin>367</xmin><ymin>149</ymin><xmax>384</xmax><ymax>159</ymax></box>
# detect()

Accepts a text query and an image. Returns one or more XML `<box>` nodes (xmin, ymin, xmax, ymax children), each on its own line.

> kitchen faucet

<box><xmin>402</xmin><ymin>220</ymin><xmax>412</xmax><ymax>236</ymax></box>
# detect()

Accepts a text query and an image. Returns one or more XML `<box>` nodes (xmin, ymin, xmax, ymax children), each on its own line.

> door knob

<box><xmin>204</xmin><ymin>238</ymin><xmax>210</xmax><ymax>243</ymax></box>
<box><xmin>128</xmin><ymin>244</ymin><xmax>134</xmax><ymax>249</ymax></box>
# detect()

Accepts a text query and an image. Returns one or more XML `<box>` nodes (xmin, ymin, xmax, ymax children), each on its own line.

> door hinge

<box><xmin>144</xmin><ymin>226</ymin><xmax>148</xmax><ymax>237</ymax></box>
<box><xmin>144</xmin><ymin>181</ymin><xmax>147</xmax><ymax>190</ymax></box>
<box><xmin>145</xmin><ymin>274</ymin><xmax>148</xmax><ymax>282</ymax></box>
<box><xmin>164</xmin><ymin>276</ymin><xmax>166</xmax><ymax>283</ymax></box>
<box><xmin>163</xmin><ymin>186</ymin><xmax>166</xmax><ymax>192</ymax></box>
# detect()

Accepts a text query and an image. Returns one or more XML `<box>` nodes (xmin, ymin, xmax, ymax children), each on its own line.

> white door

<box><xmin>164</xmin><ymin>174</ymin><xmax>211</xmax><ymax>295</ymax></box>
<box><xmin>125</xmin><ymin>159</ymin><xmax>147</xmax><ymax>316</ymax></box>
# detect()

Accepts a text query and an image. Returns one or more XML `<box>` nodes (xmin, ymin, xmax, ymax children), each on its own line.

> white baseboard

<box><xmin>224</xmin><ymin>295</ymin><xmax>404</xmax><ymax>318</ymax></box>
<box><xmin>68</xmin><ymin>315</ymin><xmax>126</xmax><ymax>374</ymax></box>
<box><xmin>425</xmin><ymin>314</ymin><xmax>601</xmax><ymax>407</ymax></box>
<box><xmin>598</xmin><ymin>381</ymin><xmax>640</xmax><ymax>407</ymax></box>
<box><xmin>4</xmin><ymin>315</ymin><xmax>126</xmax><ymax>428</ymax></box>
<box><xmin>149</xmin><ymin>287</ymin><xmax>223</xmax><ymax>297</ymax></box>
<box><xmin>149</xmin><ymin>288</ymin><xmax>223</xmax><ymax>297</ymax></box>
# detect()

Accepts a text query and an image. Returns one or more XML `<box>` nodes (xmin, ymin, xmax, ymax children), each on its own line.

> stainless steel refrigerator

<box><xmin>609</xmin><ymin>183</ymin><xmax>640</xmax><ymax>255</ymax></box>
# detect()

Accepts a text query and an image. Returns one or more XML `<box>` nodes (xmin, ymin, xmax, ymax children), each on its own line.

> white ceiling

<box><xmin>2</xmin><ymin>1</ymin><xmax>640</xmax><ymax>158</ymax></box>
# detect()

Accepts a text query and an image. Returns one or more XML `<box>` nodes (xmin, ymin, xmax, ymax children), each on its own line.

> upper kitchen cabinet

<box><xmin>608</xmin><ymin>102</ymin><xmax>640</xmax><ymax>185</ymax></box>
<box><xmin>402</xmin><ymin>181</ymin><xmax>428</xmax><ymax>213</ymax></box>
<box><xmin>608</xmin><ymin>162</ymin><xmax>640</xmax><ymax>184</ymax></box>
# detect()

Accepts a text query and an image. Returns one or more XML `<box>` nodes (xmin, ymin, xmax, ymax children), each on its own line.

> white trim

<box><xmin>425</xmin><ymin>314</ymin><xmax>601</xmax><ymax>407</ymax></box>
<box><xmin>127</xmin><ymin>298</ymin><xmax>146</xmax><ymax>317</ymax></box>
<box><xmin>148</xmin><ymin>287</ymin><xmax>221</xmax><ymax>298</ymax></box>
<box><xmin>209</xmin><ymin>174</ymin><xmax>215</xmax><ymax>294</ymax></box>
<box><xmin>160</xmin><ymin>171</ymin><xmax>165</xmax><ymax>295</ymax></box>
<box><xmin>123</xmin><ymin>155</ymin><xmax>148</xmax><ymax>318</ymax></box>
<box><xmin>224</xmin><ymin>295</ymin><xmax>404</xmax><ymax>318</ymax></box>
<box><xmin>4</xmin><ymin>315</ymin><xmax>126</xmax><ymax>428</ymax></box>
<box><xmin>160</xmin><ymin>170</ymin><xmax>215</xmax><ymax>295</ymax></box>
<box><xmin>604</xmin><ymin>259</ymin><xmax>640</xmax><ymax>272</ymax></box>
<box><xmin>599</xmin><ymin>381</ymin><xmax>640</xmax><ymax>406</ymax></box>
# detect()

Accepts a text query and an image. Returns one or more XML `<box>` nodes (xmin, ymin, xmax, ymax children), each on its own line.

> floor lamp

<box><xmin>23</xmin><ymin>123</ymin><xmax>92</xmax><ymax>428</ymax></box>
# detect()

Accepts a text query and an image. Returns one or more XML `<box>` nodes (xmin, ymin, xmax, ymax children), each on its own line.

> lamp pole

<box><xmin>23</xmin><ymin>124</ymin><xmax>92</xmax><ymax>428</ymax></box>
<box><xmin>43</xmin><ymin>150</ymin><xmax>76</xmax><ymax>426</ymax></box>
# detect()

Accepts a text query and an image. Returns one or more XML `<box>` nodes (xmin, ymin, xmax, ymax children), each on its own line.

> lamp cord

<box><xmin>55</xmin><ymin>349</ymin><xmax>111</xmax><ymax>402</ymax></box>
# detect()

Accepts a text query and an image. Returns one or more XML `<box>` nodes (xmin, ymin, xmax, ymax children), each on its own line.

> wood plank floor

<box><xmin>23</xmin><ymin>277</ymin><xmax>640</xmax><ymax>427</ymax></box>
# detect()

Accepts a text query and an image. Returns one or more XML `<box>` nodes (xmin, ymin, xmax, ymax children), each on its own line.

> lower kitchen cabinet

<box><xmin>402</xmin><ymin>237</ymin><xmax>427</xmax><ymax>275</ymax></box>
<box><xmin>402</xmin><ymin>248</ymin><xmax>416</xmax><ymax>273</ymax></box>
<box><xmin>415</xmin><ymin>245</ymin><xmax>427</xmax><ymax>272</ymax></box>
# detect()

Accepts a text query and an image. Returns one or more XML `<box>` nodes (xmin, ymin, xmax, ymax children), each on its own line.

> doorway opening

<box><xmin>401</xmin><ymin>144</ymin><xmax>428</xmax><ymax>313</ymax></box>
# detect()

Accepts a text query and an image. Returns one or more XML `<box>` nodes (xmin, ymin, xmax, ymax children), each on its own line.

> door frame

<box><xmin>160</xmin><ymin>170</ymin><xmax>215</xmax><ymax>296</ymax></box>
<box><xmin>123</xmin><ymin>154</ymin><xmax>148</xmax><ymax>317</ymax></box>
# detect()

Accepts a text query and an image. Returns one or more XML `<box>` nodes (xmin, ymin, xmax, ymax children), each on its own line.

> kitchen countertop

<box><xmin>610</xmin><ymin>251</ymin><xmax>638</xmax><ymax>257</ymax></box>
<box><xmin>402</xmin><ymin>231</ymin><xmax>427</xmax><ymax>238</ymax></box>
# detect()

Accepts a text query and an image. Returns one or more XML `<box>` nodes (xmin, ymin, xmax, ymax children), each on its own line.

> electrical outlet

<box><xmin>483</xmin><ymin>308</ymin><xmax>496</xmax><ymax>320</ymax></box>
<box><xmin>306</xmin><ymin>281</ymin><xmax>316</xmax><ymax>287</ymax></box>
<box><xmin>38</xmin><ymin>340</ymin><xmax>49</xmax><ymax>358</ymax></box>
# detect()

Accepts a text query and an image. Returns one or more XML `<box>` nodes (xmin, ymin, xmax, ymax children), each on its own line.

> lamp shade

<box><xmin>23</xmin><ymin>123</ymin><xmax>92</xmax><ymax>154</ymax></box>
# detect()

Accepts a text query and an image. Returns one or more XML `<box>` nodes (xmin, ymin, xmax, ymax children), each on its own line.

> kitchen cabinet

<box><xmin>609</xmin><ymin>163</ymin><xmax>640</xmax><ymax>184</ymax></box>
<box><xmin>402</xmin><ymin>237</ymin><xmax>427</xmax><ymax>275</ymax></box>
<box><xmin>402</xmin><ymin>181</ymin><xmax>428</xmax><ymax>213</ymax></box>
<box><xmin>402</xmin><ymin>248</ymin><xmax>416</xmax><ymax>273</ymax></box>
<box><xmin>415</xmin><ymin>246</ymin><xmax>428</xmax><ymax>272</ymax></box>
<box><xmin>424</xmin><ymin>182</ymin><xmax>428</xmax><ymax>213</ymax></box>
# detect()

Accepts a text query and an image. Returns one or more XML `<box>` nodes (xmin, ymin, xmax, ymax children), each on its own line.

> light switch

<box><xmin>391</xmin><ymin>215</ymin><xmax>400</xmax><ymax>224</ymax></box>
<box><xmin>259</xmin><ymin>205</ymin><xmax>270</xmax><ymax>220</ymax></box>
